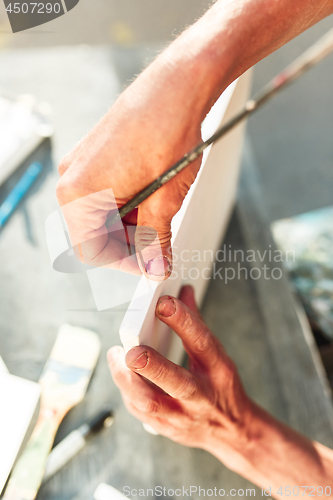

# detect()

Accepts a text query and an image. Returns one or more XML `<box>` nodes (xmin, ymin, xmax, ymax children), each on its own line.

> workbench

<box><xmin>0</xmin><ymin>46</ymin><xmax>332</xmax><ymax>500</ymax></box>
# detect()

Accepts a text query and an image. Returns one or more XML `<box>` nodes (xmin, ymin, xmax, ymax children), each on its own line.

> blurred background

<box><xmin>0</xmin><ymin>0</ymin><xmax>332</xmax><ymax>221</ymax></box>
<box><xmin>0</xmin><ymin>2</ymin><xmax>333</xmax><ymax>499</ymax></box>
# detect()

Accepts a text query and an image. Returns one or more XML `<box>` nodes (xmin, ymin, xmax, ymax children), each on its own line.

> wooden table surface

<box><xmin>0</xmin><ymin>46</ymin><xmax>332</xmax><ymax>500</ymax></box>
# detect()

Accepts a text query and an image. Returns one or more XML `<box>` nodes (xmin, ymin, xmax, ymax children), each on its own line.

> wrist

<box><xmin>205</xmin><ymin>400</ymin><xmax>333</xmax><ymax>491</ymax></box>
<box><xmin>201</xmin><ymin>399</ymin><xmax>287</xmax><ymax>482</ymax></box>
<box><xmin>200</xmin><ymin>398</ymin><xmax>260</xmax><ymax>475</ymax></box>
<box><xmin>207</xmin><ymin>401</ymin><xmax>282</xmax><ymax>479</ymax></box>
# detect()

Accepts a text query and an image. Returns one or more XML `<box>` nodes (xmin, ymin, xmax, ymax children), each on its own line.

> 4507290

<box><xmin>5</xmin><ymin>3</ymin><xmax>62</xmax><ymax>14</ymax></box>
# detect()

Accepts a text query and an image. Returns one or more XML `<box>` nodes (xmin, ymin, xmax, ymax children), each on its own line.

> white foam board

<box><xmin>120</xmin><ymin>70</ymin><xmax>253</xmax><ymax>363</ymax></box>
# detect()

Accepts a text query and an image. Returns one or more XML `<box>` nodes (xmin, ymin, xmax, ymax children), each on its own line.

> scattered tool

<box><xmin>0</xmin><ymin>92</ymin><xmax>52</xmax><ymax>189</ymax></box>
<box><xmin>105</xmin><ymin>27</ymin><xmax>333</xmax><ymax>229</ymax></box>
<box><xmin>0</xmin><ymin>358</ymin><xmax>41</xmax><ymax>495</ymax></box>
<box><xmin>42</xmin><ymin>408</ymin><xmax>114</xmax><ymax>483</ymax></box>
<box><xmin>3</xmin><ymin>324</ymin><xmax>100</xmax><ymax>500</ymax></box>
<box><xmin>0</xmin><ymin>162</ymin><xmax>42</xmax><ymax>228</ymax></box>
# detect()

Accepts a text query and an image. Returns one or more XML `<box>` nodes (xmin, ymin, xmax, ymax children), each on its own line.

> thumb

<box><xmin>135</xmin><ymin>205</ymin><xmax>173</xmax><ymax>281</ymax></box>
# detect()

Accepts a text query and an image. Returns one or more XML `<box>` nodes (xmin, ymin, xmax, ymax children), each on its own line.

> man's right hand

<box><xmin>55</xmin><ymin>50</ymin><xmax>206</xmax><ymax>280</ymax></box>
<box><xmin>56</xmin><ymin>0</ymin><xmax>333</xmax><ymax>281</ymax></box>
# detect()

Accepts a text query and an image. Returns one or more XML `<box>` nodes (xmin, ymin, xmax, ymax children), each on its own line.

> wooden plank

<box><xmin>120</xmin><ymin>70</ymin><xmax>253</xmax><ymax>363</ymax></box>
<box><xmin>236</xmin><ymin>140</ymin><xmax>333</xmax><ymax>444</ymax></box>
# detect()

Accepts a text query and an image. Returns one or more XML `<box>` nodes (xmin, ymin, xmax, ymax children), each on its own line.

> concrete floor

<box><xmin>0</xmin><ymin>1</ymin><xmax>332</xmax><ymax>222</ymax></box>
<box><xmin>249</xmin><ymin>16</ymin><xmax>333</xmax><ymax>222</ymax></box>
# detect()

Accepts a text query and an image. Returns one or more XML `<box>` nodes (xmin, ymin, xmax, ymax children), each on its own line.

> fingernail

<box><xmin>145</xmin><ymin>256</ymin><xmax>172</xmax><ymax>277</ymax></box>
<box><xmin>127</xmin><ymin>351</ymin><xmax>148</xmax><ymax>370</ymax></box>
<box><xmin>157</xmin><ymin>297</ymin><xmax>176</xmax><ymax>317</ymax></box>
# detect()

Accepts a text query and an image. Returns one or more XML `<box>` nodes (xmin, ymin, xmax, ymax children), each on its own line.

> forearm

<box><xmin>208</xmin><ymin>402</ymin><xmax>333</xmax><ymax>498</ymax></box>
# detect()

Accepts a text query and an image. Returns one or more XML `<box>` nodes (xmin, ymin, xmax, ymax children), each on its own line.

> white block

<box><xmin>120</xmin><ymin>71</ymin><xmax>253</xmax><ymax>364</ymax></box>
<box><xmin>0</xmin><ymin>373</ymin><xmax>41</xmax><ymax>494</ymax></box>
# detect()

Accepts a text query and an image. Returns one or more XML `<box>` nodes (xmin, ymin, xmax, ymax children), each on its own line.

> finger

<box><xmin>124</xmin><ymin>345</ymin><xmax>200</xmax><ymax>401</ymax></box>
<box><xmin>108</xmin><ymin>347</ymin><xmax>179</xmax><ymax>416</ymax></box>
<box><xmin>177</xmin><ymin>287</ymin><xmax>206</xmax><ymax>373</ymax></box>
<box><xmin>155</xmin><ymin>294</ymin><xmax>223</xmax><ymax>371</ymax></box>
<box><xmin>120</xmin><ymin>396</ymin><xmax>175</xmax><ymax>436</ymax></box>
<box><xmin>133</xmin><ymin>147</ymin><xmax>202</xmax><ymax>281</ymax></box>
<box><xmin>74</xmin><ymin>232</ymin><xmax>141</xmax><ymax>274</ymax></box>
<box><xmin>135</xmin><ymin>208</ymin><xmax>172</xmax><ymax>281</ymax></box>
<box><xmin>135</xmin><ymin>154</ymin><xmax>201</xmax><ymax>282</ymax></box>
<box><xmin>178</xmin><ymin>285</ymin><xmax>204</xmax><ymax>321</ymax></box>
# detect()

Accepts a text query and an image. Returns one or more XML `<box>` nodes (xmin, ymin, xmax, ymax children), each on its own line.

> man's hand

<box><xmin>108</xmin><ymin>285</ymin><xmax>254</xmax><ymax>468</ymax></box>
<box><xmin>55</xmin><ymin>0</ymin><xmax>333</xmax><ymax>280</ymax></box>
<box><xmin>108</xmin><ymin>286</ymin><xmax>333</xmax><ymax>497</ymax></box>
<box><xmin>55</xmin><ymin>55</ymin><xmax>204</xmax><ymax>280</ymax></box>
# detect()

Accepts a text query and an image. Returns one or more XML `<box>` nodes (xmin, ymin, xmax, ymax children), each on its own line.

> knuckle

<box><xmin>136</xmin><ymin>225</ymin><xmax>172</xmax><ymax>249</ymax></box>
<box><xmin>224</xmin><ymin>358</ymin><xmax>238</xmax><ymax>382</ymax></box>
<box><xmin>177</xmin><ymin>178</ymin><xmax>193</xmax><ymax>198</ymax></box>
<box><xmin>142</xmin><ymin>398</ymin><xmax>161</xmax><ymax>415</ymax></box>
<box><xmin>177</xmin><ymin>306</ymin><xmax>207</xmax><ymax>344</ymax></box>
<box><xmin>177</xmin><ymin>307</ymin><xmax>194</xmax><ymax>332</ymax></box>
<box><xmin>135</xmin><ymin>225</ymin><xmax>160</xmax><ymax>248</ymax></box>
<box><xmin>124</xmin><ymin>400</ymin><xmax>139</xmax><ymax>417</ymax></box>
<box><xmin>55</xmin><ymin>177</ymin><xmax>72</xmax><ymax>206</ymax></box>
<box><xmin>57</xmin><ymin>155</ymin><xmax>71</xmax><ymax>176</ymax></box>
<box><xmin>174</xmin><ymin>377</ymin><xmax>198</xmax><ymax>401</ymax></box>
<box><xmin>58</xmin><ymin>161</ymin><xmax>66</xmax><ymax>177</ymax></box>
<box><xmin>151</xmin><ymin>362</ymin><xmax>166</xmax><ymax>384</ymax></box>
<box><xmin>193</xmin><ymin>327</ymin><xmax>214</xmax><ymax>353</ymax></box>
<box><xmin>55</xmin><ymin>175</ymin><xmax>82</xmax><ymax>207</ymax></box>
<box><xmin>218</xmin><ymin>358</ymin><xmax>240</xmax><ymax>393</ymax></box>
